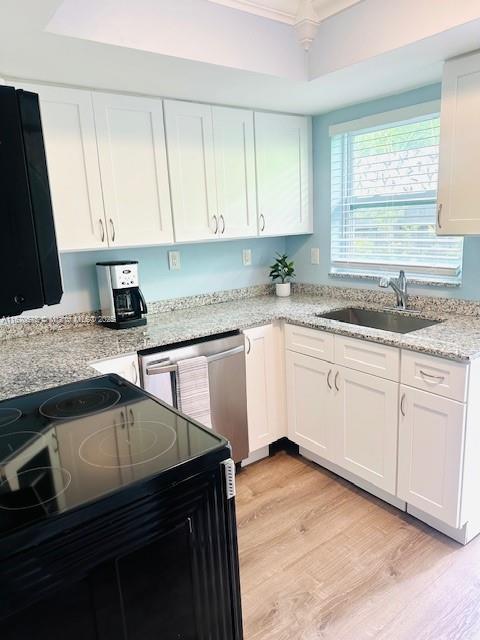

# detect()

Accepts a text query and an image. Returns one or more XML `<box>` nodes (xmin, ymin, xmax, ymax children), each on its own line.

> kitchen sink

<box><xmin>315</xmin><ymin>307</ymin><xmax>441</xmax><ymax>334</ymax></box>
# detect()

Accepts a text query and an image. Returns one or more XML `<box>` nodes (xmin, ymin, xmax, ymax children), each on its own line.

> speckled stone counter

<box><xmin>2</xmin><ymin>290</ymin><xmax>480</xmax><ymax>401</ymax></box>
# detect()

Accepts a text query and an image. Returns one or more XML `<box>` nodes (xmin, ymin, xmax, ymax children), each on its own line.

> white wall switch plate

<box><xmin>311</xmin><ymin>247</ymin><xmax>320</xmax><ymax>265</ymax></box>
<box><xmin>168</xmin><ymin>251</ymin><xmax>181</xmax><ymax>271</ymax></box>
<box><xmin>243</xmin><ymin>249</ymin><xmax>252</xmax><ymax>266</ymax></box>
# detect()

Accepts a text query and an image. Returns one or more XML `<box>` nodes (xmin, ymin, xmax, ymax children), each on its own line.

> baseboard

<box><xmin>241</xmin><ymin>446</ymin><xmax>270</xmax><ymax>467</ymax></box>
<box><xmin>406</xmin><ymin>505</ymin><xmax>473</xmax><ymax>545</ymax></box>
<box><xmin>299</xmin><ymin>447</ymin><xmax>406</xmax><ymax>511</ymax></box>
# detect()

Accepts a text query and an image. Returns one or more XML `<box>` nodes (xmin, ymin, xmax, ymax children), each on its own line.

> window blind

<box><xmin>330</xmin><ymin>112</ymin><xmax>463</xmax><ymax>281</ymax></box>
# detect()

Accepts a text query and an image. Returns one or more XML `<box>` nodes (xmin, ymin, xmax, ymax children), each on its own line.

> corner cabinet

<box><xmin>255</xmin><ymin>112</ymin><xmax>312</xmax><ymax>236</ymax></box>
<box><xmin>437</xmin><ymin>51</ymin><xmax>480</xmax><ymax>235</ymax></box>
<box><xmin>93</xmin><ymin>93</ymin><xmax>174</xmax><ymax>247</ymax></box>
<box><xmin>20</xmin><ymin>83</ymin><xmax>106</xmax><ymax>251</ymax></box>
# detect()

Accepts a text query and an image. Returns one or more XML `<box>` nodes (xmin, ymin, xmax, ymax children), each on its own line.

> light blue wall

<box><xmin>33</xmin><ymin>237</ymin><xmax>285</xmax><ymax>316</ymax></box>
<box><xmin>287</xmin><ymin>84</ymin><xmax>480</xmax><ymax>301</ymax></box>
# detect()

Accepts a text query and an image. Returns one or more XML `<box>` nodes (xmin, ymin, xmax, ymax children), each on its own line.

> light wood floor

<box><xmin>236</xmin><ymin>451</ymin><xmax>480</xmax><ymax>640</ymax></box>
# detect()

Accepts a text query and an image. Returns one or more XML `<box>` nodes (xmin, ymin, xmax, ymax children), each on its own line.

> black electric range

<box><xmin>0</xmin><ymin>374</ymin><xmax>227</xmax><ymax>538</ymax></box>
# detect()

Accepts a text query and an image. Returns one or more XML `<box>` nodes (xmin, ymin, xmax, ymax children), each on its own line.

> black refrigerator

<box><xmin>0</xmin><ymin>85</ymin><xmax>62</xmax><ymax>317</ymax></box>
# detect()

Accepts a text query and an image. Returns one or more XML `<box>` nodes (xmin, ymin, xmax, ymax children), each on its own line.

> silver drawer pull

<box><xmin>419</xmin><ymin>369</ymin><xmax>445</xmax><ymax>384</ymax></box>
<box><xmin>334</xmin><ymin>371</ymin><xmax>340</xmax><ymax>392</ymax></box>
<box><xmin>437</xmin><ymin>203</ymin><xmax>443</xmax><ymax>229</ymax></box>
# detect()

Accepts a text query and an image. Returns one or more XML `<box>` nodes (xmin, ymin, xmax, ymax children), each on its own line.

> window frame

<box><xmin>329</xmin><ymin>102</ymin><xmax>463</xmax><ymax>284</ymax></box>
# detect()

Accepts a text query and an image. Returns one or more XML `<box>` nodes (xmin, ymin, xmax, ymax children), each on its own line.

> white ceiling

<box><xmin>208</xmin><ymin>0</ymin><xmax>363</xmax><ymax>24</ymax></box>
<box><xmin>1</xmin><ymin>0</ymin><xmax>480</xmax><ymax>115</ymax></box>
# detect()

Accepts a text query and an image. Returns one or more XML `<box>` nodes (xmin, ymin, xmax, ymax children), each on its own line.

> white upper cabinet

<box><xmin>255</xmin><ymin>112</ymin><xmax>312</xmax><ymax>236</ymax></box>
<box><xmin>437</xmin><ymin>51</ymin><xmax>480</xmax><ymax>235</ymax></box>
<box><xmin>93</xmin><ymin>93</ymin><xmax>173</xmax><ymax>247</ymax></box>
<box><xmin>164</xmin><ymin>100</ymin><xmax>218</xmax><ymax>242</ymax></box>
<box><xmin>21</xmin><ymin>83</ymin><xmax>106</xmax><ymax>251</ymax></box>
<box><xmin>212</xmin><ymin>106</ymin><xmax>257</xmax><ymax>238</ymax></box>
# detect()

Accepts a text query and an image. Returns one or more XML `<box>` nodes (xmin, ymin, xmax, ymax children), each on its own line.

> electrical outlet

<box><xmin>243</xmin><ymin>249</ymin><xmax>252</xmax><ymax>266</ymax></box>
<box><xmin>168</xmin><ymin>251</ymin><xmax>181</xmax><ymax>271</ymax></box>
<box><xmin>311</xmin><ymin>247</ymin><xmax>320</xmax><ymax>265</ymax></box>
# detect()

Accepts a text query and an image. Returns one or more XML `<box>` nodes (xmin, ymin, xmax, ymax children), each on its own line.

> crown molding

<box><xmin>207</xmin><ymin>0</ymin><xmax>297</xmax><ymax>25</ymax></box>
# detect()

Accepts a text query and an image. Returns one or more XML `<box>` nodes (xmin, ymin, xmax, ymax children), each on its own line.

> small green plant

<box><xmin>269</xmin><ymin>253</ymin><xmax>295</xmax><ymax>284</ymax></box>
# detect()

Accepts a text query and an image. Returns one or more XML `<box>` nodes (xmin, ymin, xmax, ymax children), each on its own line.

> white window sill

<box><xmin>328</xmin><ymin>270</ymin><xmax>462</xmax><ymax>289</ymax></box>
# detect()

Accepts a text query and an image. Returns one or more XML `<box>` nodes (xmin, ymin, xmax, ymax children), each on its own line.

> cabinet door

<box><xmin>93</xmin><ymin>93</ymin><xmax>173</xmax><ymax>247</ymax></box>
<box><xmin>212</xmin><ymin>106</ymin><xmax>257</xmax><ymax>238</ymax></box>
<box><xmin>244</xmin><ymin>325</ymin><xmax>279</xmax><ymax>453</ymax></box>
<box><xmin>164</xmin><ymin>100</ymin><xmax>218</xmax><ymax>242</ymax></box>
<box><xmin>91</xmin><ymin>353</ymin><xmax>140</xmax><ymax>386</ymax></box>
<box><xmin>335</xmin><ymin>366</ymin><xmax>398</xmax><ymax>494</ymax></box>
<box><xmin>438</xmin><ymin>51</ymin><xmax>480</xmax><ymax>235</ymax></box>
<box><xmin>397</xmin><ymin>386</ymin><xmax>466</xmax><ymax>527</ymax></box>
<box><xmin>255</xmin><ymin>112</ymin><xmax>312</xmax><ymax>236</ymax></box>
<box><xmin>20</xmin><ymin>83</ymin><xmax>106</xmax><ymax>251</ymax></box>
<box><xmin>285</xmin><ymin>350</ymin><xmax>335</xmax><ymax>461</ymax></box>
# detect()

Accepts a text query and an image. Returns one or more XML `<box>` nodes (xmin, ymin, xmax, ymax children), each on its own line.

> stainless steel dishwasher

<box><xmin>138</xmin><ymin>331</ymin><xmax>249</xmax><ymax>463</ymax></box>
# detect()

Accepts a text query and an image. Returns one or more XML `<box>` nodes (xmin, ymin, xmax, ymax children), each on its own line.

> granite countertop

<box><xmin>2</xmin><ymin>292</ymin><xmax>480</xmax><ymax>402</ymax></box>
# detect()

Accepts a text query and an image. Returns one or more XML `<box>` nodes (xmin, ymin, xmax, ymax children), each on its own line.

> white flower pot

<box><xmin>275</xmin><ymin>282</ymin><xmax>291</xmax><ymax>297</ymax></box>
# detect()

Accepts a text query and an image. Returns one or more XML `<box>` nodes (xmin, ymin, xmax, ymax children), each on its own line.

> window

<box><xmin>330</xmin><ymin>104</ymin><xmax>463</xmax><ymax>283</ymax></box>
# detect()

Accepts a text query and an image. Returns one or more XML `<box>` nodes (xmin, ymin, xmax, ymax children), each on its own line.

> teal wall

<box><xmin>287</xmin><ymin>83</ymin><xmax>480</xmax><ymax>301</ymax></box>
<box><xmin>33</xmin><ymin>237</ymin><xmax>285</xmax><ymax>316</ymax></box>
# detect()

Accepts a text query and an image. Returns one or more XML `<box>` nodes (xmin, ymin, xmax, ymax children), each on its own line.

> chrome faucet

<box><xmin>379</xmin><ymin>270</ymin><xmax>408</xmax><ymax>310</ymax></box>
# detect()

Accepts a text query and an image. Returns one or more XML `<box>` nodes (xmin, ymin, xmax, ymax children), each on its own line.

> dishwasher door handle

<box><xmin>145</xmin><ymin>345</ymin><xmax>245</xmax><ymax>375</ymax></box>
<box><xmin>146</xmin><ymin>362</ymin><xmax>178</xmax><ymax>376</ymax></box>
<box><xmin>206</xmin><ymin>345</ymin><xmax>245</xmax><ymax>363</ymax></box>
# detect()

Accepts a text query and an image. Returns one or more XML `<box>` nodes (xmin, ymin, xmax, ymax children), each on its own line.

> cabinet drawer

<box><xmin>285</xmin><ymin>324</ymin><xmax>334</xmax><ymax>362</ymax></box>
<box><xmin>401</xmin><ymin>351</ymin><xmax>469</xmax><ymax>402</ymax></box>
<box><xmin>334</xmin><ymin>336</ymin><xmax>400</xmax><ymax>381</ymax></box>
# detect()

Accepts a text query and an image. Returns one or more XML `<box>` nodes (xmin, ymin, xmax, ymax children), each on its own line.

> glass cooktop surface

<box><xmin>0</xmin><ymin>375</ymin><xmax>224</xmax><ymax>536</ymax></box>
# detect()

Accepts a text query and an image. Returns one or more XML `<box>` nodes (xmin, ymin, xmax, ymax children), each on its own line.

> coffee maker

<box><xmin>96</xmin><ymin>261</ymin><xmax>147</xmax><ymax>329</ymax></box>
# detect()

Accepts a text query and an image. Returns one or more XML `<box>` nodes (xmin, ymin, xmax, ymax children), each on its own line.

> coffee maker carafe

<box><xmin>96</xmin><ymin>261</ymin><xmax>147</xmax><ymax>329</ymax></box>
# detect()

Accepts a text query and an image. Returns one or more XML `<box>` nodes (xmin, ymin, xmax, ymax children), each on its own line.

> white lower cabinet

<box><xmin>286</xmin><ymin>350</ymin><xmax>335</xmax><ymax>462</ymax></box>
<box><xmin>244</xmin><ymin>324</ymin><xmax>283</xmax><ymax>453</ymax></box>
<box><xmin>335</xmin><ymin>366</ymin><xmax>398</xmax><ymax>494</ymax></box>
<box><xmin>397</xmin><ymin>385</ymin><xmax>466</xmax><ymax>528</ymax></box>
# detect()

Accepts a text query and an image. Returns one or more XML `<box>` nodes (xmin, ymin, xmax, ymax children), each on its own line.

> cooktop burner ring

<box><xmin>0</xmin><ymin>408</ymin><xmax>22</xmax><ymax>428</ymax></box>
<box><xmin>39</xmin><ymin>387</ymin><xmax>121</xmax><ymax>419</ymax></box>
<box><xmin>0</xmin><ymin>466</ymin><xmax>72</xmax><ymax>511</ymax></box>
<box><xmin>79</xmin><ymin>421</ymin><xmax>177</xmax><ymax>469</ymax></box>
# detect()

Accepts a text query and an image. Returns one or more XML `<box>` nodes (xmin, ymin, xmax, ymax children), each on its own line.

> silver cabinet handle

<box><xmin>120</xmin><ymin>409</ymin><xmax>126</xmax><ymax>428</ymax></box>
<box><xmin>437</xmin><ymin>203</ymin><xmax>443</xmax><ymax>229</ymax></box>
<box><xmin>327</xmin><ymin>369</ymin><xmax>333</xmax><ymax>390</ymax></box>
<box><xmin>212</xmin><ymin>215</ymin><xmax>218</xmax><ymax>234</ymax></box>
<box><xmin>400</xmin><ymin>393</ymin><xmax>406</xmax><ymax>417</ymax></box>
<box><xmin>245</xmin><ymin>335</ymin><xmax>251</xmax><ymax>355</ymax></box>
<box><xmin>220</xmin><ymin>214</ymin><xmax>225</xmax><ymax>234</ymax></box>
<box><xmin>99</xmin><ymin>218</ymin><xmax>105</xmax><ymax>242</ymax></box>
<box><xmin>128</xmin><ymin>408</ymin><xmax>134</xmax><ymax>427</ymax></box>
<box><xmin>259</xmin><ymin>214</ymin><xmax>266</xmax><ymax>232</ymax></box>
<box><xmin>109</xmin><ymin>218</ymin><xmax>116</xmax><ymax>242</ymax></box>
<box><xmin>131</xmin><ymin>362</ymin><xmax>138</xmax><ymax>385</ymax></box>
<box><xmin>334</xmin><ymin>371</ymin><xmax>340</xmax><ymax>392</ymax></box>
<box><xmin>419</xmin><ymin>369</ymin><xmax>445</xmax><ymax>384</ymax></box>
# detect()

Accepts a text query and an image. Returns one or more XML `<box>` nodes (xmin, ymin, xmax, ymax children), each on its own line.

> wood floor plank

<box><xmin>236</xmin><ymin>452</ymin><xmax>480</xmax><ymax>640</ymax></box>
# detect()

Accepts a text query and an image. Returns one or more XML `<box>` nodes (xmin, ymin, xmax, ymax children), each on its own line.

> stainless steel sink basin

<box><xmin>315</xmin><ymin>308</ymin><xmax>441</xmax><ymax>334</ymax></box>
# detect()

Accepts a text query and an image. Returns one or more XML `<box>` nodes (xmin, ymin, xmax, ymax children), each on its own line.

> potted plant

<box><xmin>269</xmin><ymin>253</ymin><xmax>295</xmax><ymax>297</ymax></box>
